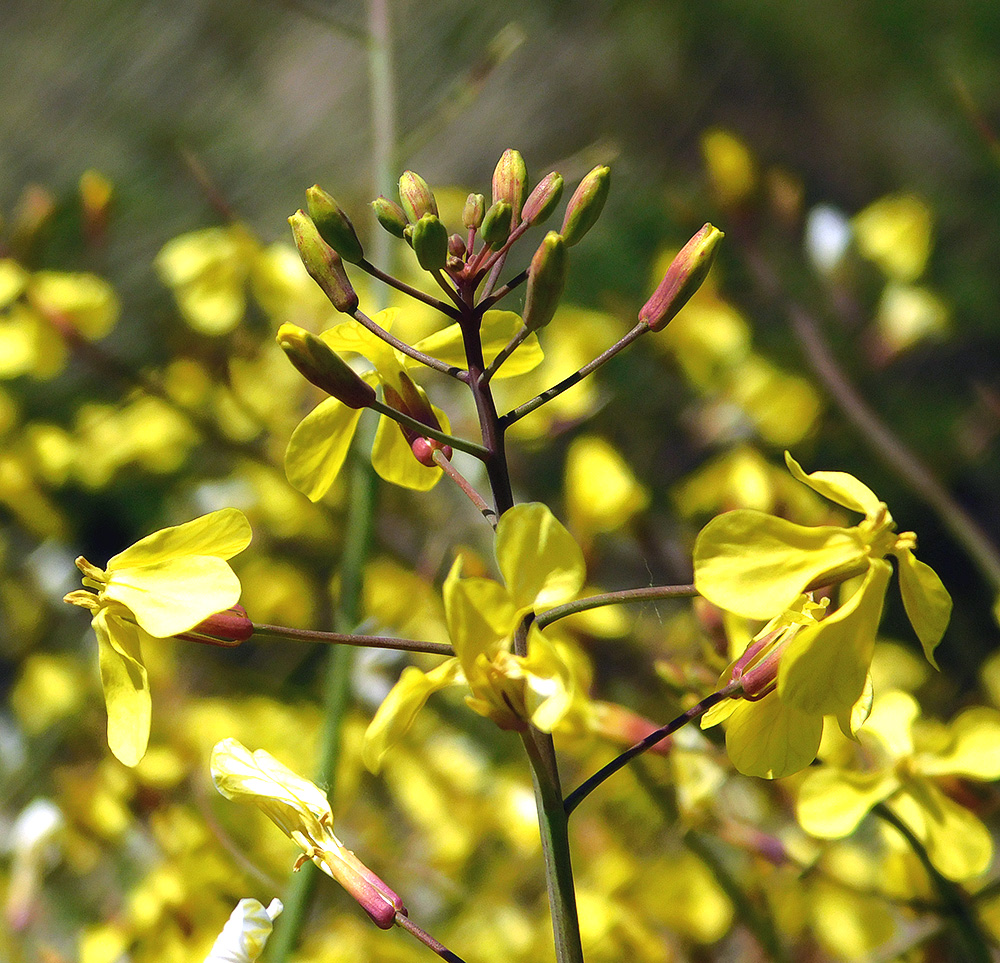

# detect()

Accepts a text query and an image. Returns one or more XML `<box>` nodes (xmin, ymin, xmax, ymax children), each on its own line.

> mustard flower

<box><xmin>694</xmin><ymin>452</ymin><xmax>951</xmax><ymax>719</ymax></box>
<box><xmin>64</xmin><ymin>508</ymin><xmax>251</xmax><ymax>766</ymax></box>
<box><xmin>363</xmin><ymin>502</ymin><xmax>587</xmax><ymax>771</ymax></box>
<box><xmin>284</xmin><ymin>308</ymin><xmax>541</xmax><ymax>500</ymax></box>
<box><xmin>797</xmin><ymin>690</ymin><xmax>1000</xmax><ymax>880</ymax></box>
<box><xmin>700</xmin><ymin>595</ymin><xmax>876</xmax><ymax>779</ymax></box>
<box><xmin>204</xmin><ymin>898</ymin><xmax>283</xmax><ymax>963</ymax></box>
<box><xmin>211</xmin><ymin>739</ymin><xmax>405</xmax><ymax>928</ymax></box>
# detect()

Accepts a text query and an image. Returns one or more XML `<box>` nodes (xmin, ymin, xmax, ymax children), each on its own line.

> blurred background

<box><xmin>3</xmin><ymin>1</ymin><xmax>1000</xmax><ymax>959</ymax></box>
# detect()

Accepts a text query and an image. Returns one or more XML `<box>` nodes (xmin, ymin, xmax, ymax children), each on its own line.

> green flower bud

<box><xmin>372</xmin><ymin>195</ymin><xmax>408</xmax><ymax>238</ymax></box>
<box><xmin>560</xmin><ymin>165</ymin><xmax>611</xmax><ymax>247</ymax></box>
<box><xmin>398</xmin><ymin>170</ymin><xmax>437</xmax><ymax>222</ymax></box>
<box><xmin>288</xmin><ymin>210</ymin><xmax>359</xmax><ymax>313</ymax></box>
<box><xmin>463</xmin><ymin>193</ymin><xmax>485</xmax><ymax>230</ymax></box>
<box><xmin>276</xmin><ymin>322</ymin><xmax>375</xmax><ymax>409</ymax></box>
<box><xmin>492</xmin><ymin>149</ymin><xmax>528</xmax><ymax>222</ymax></box>
<box><xmin>523</xmin><ymin>231</ymin><xmax>567</xmax><ymax>332</ymax></box>
<box><xmin>638</xmin><ymin>223</ymin><xmax>724</xmax><ymax>332</ymax></box>
<box><xmin>480</xmin><ymin>200</ymin><xmax>513</xmax><ymax>249</ymax></box>
<box><xmin>521</xmin><ymin>171</ymin><xmax>564</xmax><ymax>226</ymax></box>
<box><xmin>411</xmin><ymin>213</ymin><xmax>449</xmax><ymax>272</ymax></box>
<box><xmin>306</xmin><ymin>185</ymin><xmax>364</xmax><ymax>264</ymax></box>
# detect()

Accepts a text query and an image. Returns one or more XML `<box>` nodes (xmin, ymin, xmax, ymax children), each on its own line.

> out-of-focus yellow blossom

<box><xmin>10</xmin><ymin>653</ymin><xmax>87</xmax><ymax>735</ymax></box>
<box><xmin>63</xmin><ymin>509</ymin><xmax>251</xmax><ymax>765</ymax></box>
<box><xmin>695</xmin><ymin>452</ymin><xmax>951</xmax><ymax>721</ymax></box>
<box><xmin>203</xmin><ymin>897</ymin><xmax>283</xmax><ymax>963</ymax></box>
<box><xmin>798</xmin><ymin>690</ymin><xmax>1000</xmax><ymax>880</ymax></box>
<box><xmin>362</xmin><ymin>556</ymin><xmax>448</xmax><ymax>644</ymax></box>
<box><xmin>155</xmin><ymin>226</ymin><xmax>261</xmax><ymax>335</ymax></box>
<box><xmin>211</xmin><ymin>739</ymin><xmax>405</xmax><ymax>928</ymax></box>
<box><xmin>0</xmin><ymin>259</ymin><xmax>119</xmax><ymax>379</ymax></box>
<box><xmin>853</xmin><ymin>193</ymin><xmax>932</xmax><ymax>283</ymax></box>
<box><xmin>722</xmin><ymin>355</ymin><xmax>821</xmax><ymax>447</ymax></box>
<box><xmin>285</xmin><ymin>308</ymin><xmax>541</xmax><ymax>500</ymax></box>
<box><xmin>564</xmin><ymin>435</ymin><xmax>649</xmax><ymax>538</ymax></box>
<box><xmin>672</xmin><ymin>445</ymin><xmax>841</xmax><ymax>522</ymax></box>
<box><xmin>363</xmin><ymin>502</ymin><xmax>588</xmax><ymax>771</ymax></box>
<box><xmin>874</xmin><ymin>282</ymin><xmax>950</xmax><ymax>356</ymax></box>
<box><xmin>702</xmin><ymin>129</ymin><xmax>758</xmax><ymax>206</ymax></box>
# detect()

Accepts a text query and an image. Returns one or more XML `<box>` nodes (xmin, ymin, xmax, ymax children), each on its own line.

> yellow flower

<box><xmin>694</xmin><ymin>452</ymin><xmax>951</xmax><ymax>718</ymax></box>
<box><xmin>284</xmin><ymin>308</ymin><xmax>542</xmax><ymax>500</ymax></box>
<box><xmin>64</xmin><ymin>509</ymin><xmax>251</xmax><ymax>766</ymax></box>
<box><xmin>797</xmin><ymin>690</ymin><xmax>1000</xmax><ymax>880</ymax></box>
<box><xmin>363</xmin><ymin>502</ymin><xmax>587</xmax><ymax>771</ymax></box>
<box><xmin>210</xmin><ymin>739</ymin><xmax>404</xmax><ymax>928</ymax></box>
<box><xmin>204</xmin><ymin>898</ymin><xmax>283</xmax><ymax>963</ymax></box>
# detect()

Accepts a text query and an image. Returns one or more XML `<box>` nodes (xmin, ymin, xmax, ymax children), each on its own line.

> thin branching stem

<box><xmin>536</xmin><ymin>583</ymin><xmax>698</xmax><ymax>629</ymax></box>
<box><xmin>352</xmin><ymin>308</ymin><xmax>465</xmax><ymax>377</ymax></box>
<box><xmin>356</xmin><ymin>257</ymin><xmax>461</xmax><ymax>319</ymax></box>
<box><xmin>251</xmin><ymin>622</ymin><xmax>454</xmax><ymax>657</ymax></box>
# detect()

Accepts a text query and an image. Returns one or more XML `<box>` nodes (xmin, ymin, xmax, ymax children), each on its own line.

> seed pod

<box><xmin>411</xmin><ymin>214</ymin><xmax>449</xmax><ymax>272</ymax></box>
<box><xmin>276</xmin><ymin>322</ymin><xmax>375</xmax><ymax>409</ymax></box>
<box><xmin>306</xmin><ymin>185</ymin><xmax>364</xmax><ymax>264</ymax></box>
<box><xmin>372</xmin><ymin>195</ymin><xmax>408</xmax><ymax>238</ymax></box>
<box><xmin>492</xmin><ymin>149</ymin><xmax>528</xmax><ymax>222</ymax></box>
<box><xmin>398</xmin><ymin>170</ymin><xmax>438</xmax><ymax>222</ymax></box>
<box><xmin>288</xmin><ymin>210</ymin><xmax>359</xmax><ymax>314</ymax></box>
<box><xmin>561</xmin><ymin>165</ymin><xmax>611</xmax><ymax>247</ymax></box>
<box><xmin>521</xmin><ymin>171</ymin><xmax>564</xmax><ymax>226</ymax></box>
<box><xmin>638</xmin><ymin>224</ymin><xmax>724</xmax><ymax>332</ymax></box>
<box><xmin>480</xmin><ymin>200</ymin><xmax>513</xmax><ymax>249</ymax></box>
<box><xmin>523</xmin><ymin>232</ymin><xmax>567</xmax><ymax>332</ymax></box>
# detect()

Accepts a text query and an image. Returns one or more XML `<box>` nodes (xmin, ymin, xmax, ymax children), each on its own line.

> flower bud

<box><xmin>288</xmin><ymin>210</ymin><xmax>359</xmax><ymax>313</ymax></box>
<box><xmin>523</xmin><ymin>231</ymin><xmax>567</xmax><ymax>332</ymax></box>
<box><xmin>448</xmin><ymin>233</ymin><xmax>467</xmax><ymax>258</ymax></box>
<box><xmin>463</xmin><ymin>193</ymin><xmax>485</xmax><ymax>230</ymax></box>
<box><xmin>372</xmin><ymin>195</ymin><xmax>408</xmax><ymax>238</ymax></box>
<box><xmin>411</xmin><ymin>437</ymin><xmax>452</xmax><ymax>467</ymax></box>
<box><xmin>383</xmin><ymin>374</ymin><xmax>451</xmax><ymax>468</ymax></box>
<box><xmin>492</xmin><ymin>149</ymin><xmax>528</xmax><ymax>222</ymax></box>
<box><xmin>480</xmin><ymin>200</ymin><xmax>513</xmax><ymax>249</ymax></box>
<box><xmin>560</xmin><ymin>165</ymin><xmax>611</xmax><ymax>247</ymax></box>
<box><xmin>521</xmin><ymin>171</ymin><xmax>564</xmax><ymax>226</ymax></box>
<box><xmin>410</xmin><ymin>214</ymin><xmax>449</xmax><ymax>272</ymax></box>
<box><xmin>306</xmin><ymin>185</ymin><xmax>364</xmax><ymax>264</ymax></box>
<box><xmin>276</xmin><ymin>322</ymin><xmax>375</xmax><ymax>409</ymax></box>
<box><xmin>638</xmin><ymin>223</ymin><xmax>723</xmax><ymax>332</ymax></box>
<box><xmin>177</xmin><ymin>605</ymin><xmax>254</xmax><ymax>647</ymax></box>
<box><xmin>398</xmin><ymin>170</ymin><xmax>437</xmax><ymax>222</ymax></box>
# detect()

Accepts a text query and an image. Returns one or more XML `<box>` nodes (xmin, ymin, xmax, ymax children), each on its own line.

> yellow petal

<box><xmin>917</xmin><ymin>707</ymin><xmax>1000</xmax><ymax>780</ymax></box>
<box><xmin>852</xmin><ymin>193</ymin><xmax>932</xmax><ymax>282</ymax></box>
<box><xmin>362</xmin><ymin>660</ymin><xmax>462</xmax><ymax>772</ymax></box>
<box><xmin>564</xmin><ymin>435</ymin><xmax>649</xmax><ymax>536</ymax></box>
<box><xmin>414</xmin><ymin>310</ymin><xmax>543</xmax><ymax>378</ymax></box>
<box><xmin>779</xmin><ymin>560</ymin><xmax>892</xmax><ymax>715</ymax></box>
<box><xmin>864</xmin><ymin>690</ymin><xmax>918</xmax><ymax>757</ymax></box>
<box><xmin>520</xmin><ymin>627</ymin><xmax>578</xmax><ymax>732</ymax></box>
<box><xmin>103</xmin><ymin>555</ymin><xmax>242</xmax><ymax>637</ymax></box>
<box><xmin>284</xmin><ymin>396</ymin><xmax>364</xmax><ymax>501</ymax></box>
<box><xmin>784</xmin><ymin>451</ymin><xmax>883</xmax><ymax>518</ymax></box>
<box><xmin>321</xmin><ymin>311</ymin><xmax>399</xmax><ymax>374</ymax></box>
<box><xmin>889</xmin><ymin>781</ymin><xmax>993</xmax><ymax>880</ymax></box>
<box><xmin>370</xmin><ymin>407</ymin><xmax>447</xmax><ymax>491</ymax></box>
<box><xmin>495</xmin><ymin>502</ymin><xmax>585</xmax><ymax>614</ymax></box>
<box><xmin>109</xmin><ymin>508</ymin><xmax>251</xmax><ymax>569</ymax></box>
<box><xmin>28</xmin><ymin>271</ymin><xmax>120</xmax><ymax>340</ymax></box>
<box><xmin>724</xmin><ymin>695</ymin><xmax>823</xmax><ymax>779</ymax></box>
<box><xmin>892</xmin><ymin>545</ymin><xmax>950</xmax><ymax>667</ymax></box>
<box><xmin>797</xmin><ymin>768</ymin><xmax>898</xmax><ymax>838</ymax></box>
<box><xmin>443</xmin><ymin>560</ymin><xmax>517</xmax><ymax>664</ymax></box>
<box><xmin>95</xmin><ymin>610</ymin><xmax>150</xmax><ymax>767</ymax></box>
<box><xmin>694</xmin><ymin>510</ymin><xmax>866</xmax><ymax>619</ymax></box>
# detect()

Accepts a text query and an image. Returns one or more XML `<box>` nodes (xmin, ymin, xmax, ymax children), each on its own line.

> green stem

<box><xmin>357</xmin><ymin>257</ymin><xmax>460</xmax><ymax>319</ymax></box>
<box><xmin>564</xmin><ymin>681</ymin><xmax>742</xmax><ymax>816</ymax></box>
<box><xmin>352</xmin><ymin>308</ymin><xmax>465</xmax><ymax>378</ymax></box>
<box><xmin>872</xmin><ymin>803</ymin><xmax>992</xmax><ymax>963</ymax></box>
<box><xmin>369</xmin><ymin>397</ymin><xmax>489</xmax><ymax>460</ymax></box>
<box><xmin>535</xmin><ymin>583</ymin><xmax>698</xmax><ymax>630</ymax></box>
<box><xmin>394</xmin><ymin>912</ymin><xmax>468</xmax><ymax>962</ymax></box>
<box><xmin>251</xmin><ymin>622</ymin><xmax>453</xmax><ymax>657</ymax></box>
<box><xmin>501</xmin><ymin>321</ymin><xmax>650</xmax><ymax>428</ymax></box>
<box><xmin>521</xmin><ymin>730</ymin><xmax>586</xmax><ymax>963</ymax></box>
